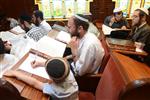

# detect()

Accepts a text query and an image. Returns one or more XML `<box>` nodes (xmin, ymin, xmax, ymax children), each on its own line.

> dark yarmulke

<box><xmin>46</xmin><ymin>59</ymin><xmax>65</xmax><ymax>79</ymax></box>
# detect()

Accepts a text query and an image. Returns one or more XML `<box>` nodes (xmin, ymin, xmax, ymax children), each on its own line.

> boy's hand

<box><xmin>31</xmin><ymin>60</ymin><xmax>45</xmax><ymax>68</ymax></box>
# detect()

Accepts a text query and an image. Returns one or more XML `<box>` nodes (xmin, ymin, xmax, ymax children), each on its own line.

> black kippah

<box><xmin>45</xmin><ymin>58</ymin><xmax>70</xmax><ymax>82</ymax></box>
<box><xmin>46</xmin><ymin>59</ymin><xmax>65</xmax><ymax>79</ymax></box>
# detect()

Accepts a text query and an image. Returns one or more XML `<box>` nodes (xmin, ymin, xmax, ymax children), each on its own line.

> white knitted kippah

<box><xmin>113</xmin><ymin>7</ymin><xmax>122</xmax><ymax>13</ymax></box>
<box><xmin>74</xmin><ymin>14</ymin><xmax>89</xmax><ymax>23</ymax></box>
<box><xmin>136</xmin><ymin>7</ymin><xmax>149</xmax><ymax>15</ymax></box>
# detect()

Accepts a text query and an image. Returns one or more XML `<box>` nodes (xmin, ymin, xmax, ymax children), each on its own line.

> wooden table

<box><xmin>3</xmin><ymin>50</ymin><xmax>51</xmax><ymax>100</ymax></box>
<box><xmin>106</xmin><ymin>37</ymin><xmax>148</xmax><ymax>56</ymax></box>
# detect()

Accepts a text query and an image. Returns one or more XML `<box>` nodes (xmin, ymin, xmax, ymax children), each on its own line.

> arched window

<box><xmin>35</xmin><ymin>0</ymin><xmax>93</xmax><ymax>19</ymax></box>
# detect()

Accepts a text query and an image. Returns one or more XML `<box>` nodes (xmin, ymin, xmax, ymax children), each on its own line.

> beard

<box><xmin>71</xmin><ymin>29</ymin><xmax>80</xmax><ymax>37</ymax></box>
<box><xmin>132</xmin><ymin>20</ymin><xmax>141</xmax><ymax>27</ymax></box>
<box><xmin>34</xmin><ymin>19</ymin><xmax>40</xmax><ymax>26</ymax></box>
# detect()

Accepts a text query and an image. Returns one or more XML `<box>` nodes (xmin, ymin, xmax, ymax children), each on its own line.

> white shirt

<box><xmin>71</xmin><ymin>32</ymin><xmax>105</xmax><ymax>76</ymax></box>
<box><xmin>0</xmin><ymin>54</ymin><xmax>18</xmax><ymax>77</ymax></box>
<box><xmin>88</xmin><ymin>22</ymin><xmax>100</xmax><ymax>37</ymax></box>
<box><xmin>39</xmin><ymin>20</ymin><xmax>52</xmax><ymax>34</ymax></box>
<box><xmin>43</xmin><ymin>70</ymin><xmax>78</xmax><ymax>100</ymax></box>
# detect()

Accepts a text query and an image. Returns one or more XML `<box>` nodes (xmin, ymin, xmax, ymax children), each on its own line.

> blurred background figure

<box><xmin>104</xmin><ymin>7</ymin><xmax>129</xmax><ymax>29</ymax></box>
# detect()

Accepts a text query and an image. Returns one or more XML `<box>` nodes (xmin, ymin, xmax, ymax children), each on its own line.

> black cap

<box><xmin>45</xmin><ymin>57</ymin><xmax>70</xmax><ymax>82</ymax></box>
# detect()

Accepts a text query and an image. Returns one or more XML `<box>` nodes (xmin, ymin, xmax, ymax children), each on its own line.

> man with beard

<box><xmin>130</xmin><ymin>8</ymin><xmax>150</xmax><ymax>52</ymax></box>
<box><xmin>129</xmin><ymin>8</ymin><xmax>150</xmax><ymax>65</ymax></box>
<box><xmin>32</xmin><ymin>10</ymin><xmax>52</xmax><ymax>34</ymax></box>
<box><xmin>18</xmin><ymin>14</ymin><xmax>46</xmax><ymax>41</ymax></box>
<box><xmin>67</xmin><ymin>14</ymin><xmax>105</xmax><ymax>76</ymax></box>
<box><xmin>31</xmin><ymin>14</ymin><xmax>105</xmax><ymax>76</ymax></box>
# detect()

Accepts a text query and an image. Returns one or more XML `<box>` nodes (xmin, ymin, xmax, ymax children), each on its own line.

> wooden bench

<box><xmin>79</xmin><ymin>52</ymin><xmax>150</xmax><ymax>100</ymax></box>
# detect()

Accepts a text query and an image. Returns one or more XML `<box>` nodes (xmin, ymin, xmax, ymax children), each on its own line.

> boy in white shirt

<box><xmin>4</xmin><ymin>57</ymin><xmax>79</xmax><ymax>100</ymax></box>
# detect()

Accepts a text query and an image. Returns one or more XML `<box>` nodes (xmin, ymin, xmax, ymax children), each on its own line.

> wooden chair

<box><xmin>0</xmin><ymin>78</ymin><xmax>25</xmax><ymax>100</ymax></box>
<box><xmin>119</xmin><ymin>78</ymin><xmax>150</xmax><ymax>100</ymax></box>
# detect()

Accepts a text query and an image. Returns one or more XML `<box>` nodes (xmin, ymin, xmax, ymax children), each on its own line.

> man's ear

<box><xmin>142</xmin><ymin>15</ymin><xmax>146</xmax><ymax>21</ymax></box>
<box><xmin>78</xmin><ymin>26</ymin><xmax>83</xmax><ymax>30</ymax></box>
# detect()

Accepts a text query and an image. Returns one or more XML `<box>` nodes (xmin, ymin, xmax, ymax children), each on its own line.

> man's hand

<box><xmin>69</xmin><ymin>36</ymin><xmax>79</xmax><ymax>56</ymax></box>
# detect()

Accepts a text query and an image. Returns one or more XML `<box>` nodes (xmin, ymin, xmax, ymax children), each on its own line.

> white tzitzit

<box><xmin>74</xmin><ymin>14</ymin><xmax>89</xmax><ymax>23</ymax></box>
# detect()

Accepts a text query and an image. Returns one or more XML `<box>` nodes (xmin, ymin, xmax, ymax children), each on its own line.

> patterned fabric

<box><xmin>26</xmin><ymin>25</ymin><xmax>47</xmax><ymax>41</ymax></box>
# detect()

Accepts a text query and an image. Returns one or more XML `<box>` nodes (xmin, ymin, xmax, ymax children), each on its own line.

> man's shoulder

<box><xmin>141</xmin><ymin>24</ymin><xmax>150</xmax><ymax>32</ymax></box>
<box><xmin>28</xmin><ymin>26</ymin><xmax>45</xmax><ymax>33</ymax></box>
<box><xmin>84</xmin><ymin>33</ymin><xmax>100</xmax><ymax>46</ymax></box>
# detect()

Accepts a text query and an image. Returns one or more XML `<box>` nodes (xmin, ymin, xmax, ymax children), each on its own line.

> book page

<box><xmin>0</xmin><ymin>31</ymin><xmax>18</xmax><ymax>41</ymax></box>
<box><xmin>102</xmin><ymin>24</ymin><xmax>131</xmax><ymax>35</ymax></box>
<box><xmin>18</xmin><ymin>53</ymin><xmax>50</xmax><ymax>79</ymax></box>
<box><xmin>55</xmin><ymin>31</ymin><xmax>71</xmax><ymax>44</ymax></box>
<box><xmin>102</xmin><ymin>24</ymin><xmax>113</xmax><ymax>35</ymax></box>
<box><xmin>10</xmin><ymin>26</ymin><xmax>25</xmax><ymax>34</ymax></box>
<box><xmin>33</xmin><ymin>36</ymin><xmax>66</xmax><ymax>57</ymax></box>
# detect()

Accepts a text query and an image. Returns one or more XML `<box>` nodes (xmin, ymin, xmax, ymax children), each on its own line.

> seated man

<box><xmin>104</xmin><ymin>7</ymin><xmax>129</xmax><ymax>29</ymax></box>
<box><xmin>67</xmin><ymin>14</ymin><xmax>104</xmax><ymax>76</ymax></box>
<box><xmin>18</xmin><ymin>14</ymin><xmax>47</xmax><ymax>41</ymax></box>
<box><xmin>32</xmin><ymin>10</ymin><xmax>52</xmax><ymax>34</ymax></box>
<box><xmin>31</xmin><ymin>14</ymin><xmax>105</xmax><ymax>76</ymax></box>
<box><xmin>129</xmin><ymin>8</ymin><xmax>150</xmax><ymax>65</ymax></box>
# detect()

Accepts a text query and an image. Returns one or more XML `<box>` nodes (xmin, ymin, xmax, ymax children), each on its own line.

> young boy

<box><xmin>4</xmin><ymin>57</ymin><xmax>79</xmax><ymax>100</ymax></box>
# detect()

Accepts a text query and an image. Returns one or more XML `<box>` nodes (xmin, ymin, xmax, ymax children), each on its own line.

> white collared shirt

<box><xmin>71</xmin><ymin>32</ymin><xmax>105</xmax><ymax>76</ymax></box>
<box><xmin>39</xmin><ymin>20</ymin><xmax>52</xmax><ymax>34</ymax></box>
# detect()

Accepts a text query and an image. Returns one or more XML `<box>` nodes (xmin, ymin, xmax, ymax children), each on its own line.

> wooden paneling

<box><xmin>0</xmin><ymin>0</ymin><xmax>34</xmax><ymax>19</ymax></box>
<box><xmin>90</xmin><ymin>0</ymin><xmax>115</xmax><ymax>22</ymax></box>
<box><xmin>0</xmin><ymin>0</ymin><xmax>114</xmax><ymax>22</ymax></box>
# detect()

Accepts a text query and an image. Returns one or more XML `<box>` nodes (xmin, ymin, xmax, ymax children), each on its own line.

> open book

<box><xmin>18</xmin><ymin>53</ymin><xmax>49</xmax><ymax>79</ymax></box>
<box><xmin>10</xmin><ymin>26</ymin><xmax>25</xmax><ymax>35</ymax></box>
<box><xmin>32</xmin><ymin>36</ymin><xmax>67</xmax><ymax>57</ymax></box>
<box><xmin>102</xmin><ymin>24</ymin><xmax>131</xmax><ymax>39</ymax></box>
<box><xmin>55</xmin><ymin>31</ymin><xmax>71</xmax><ymax>44</ymax></box>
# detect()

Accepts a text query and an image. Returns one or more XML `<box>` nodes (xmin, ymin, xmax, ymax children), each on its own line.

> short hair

<box><xmin>73</xmin><ymin>14</ymin><xmax>89</xmax><ymax>31</ymax></box>
<box><xmin>0</xmin><ymin>78</ymin><xmax>24</xmax><ymax>100</ymax></box>
<box><xmin>45</xmin><ymin>58</ymin><xmax>70</xmax><ymax>82</ymax></box>
<box><xmin>0</xmin><ymin>38</ymin><xmax>5</xmax><ymax>54</ymax></box>
<box><xmin>33</xmin><ymin>10</ymin><xmax>44</xmax><ymax>20</ymax></box>
<box><xmin>19</xmin><ymin>14</ymin><xmax>31</xmax><ymax>24</ymax></box>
